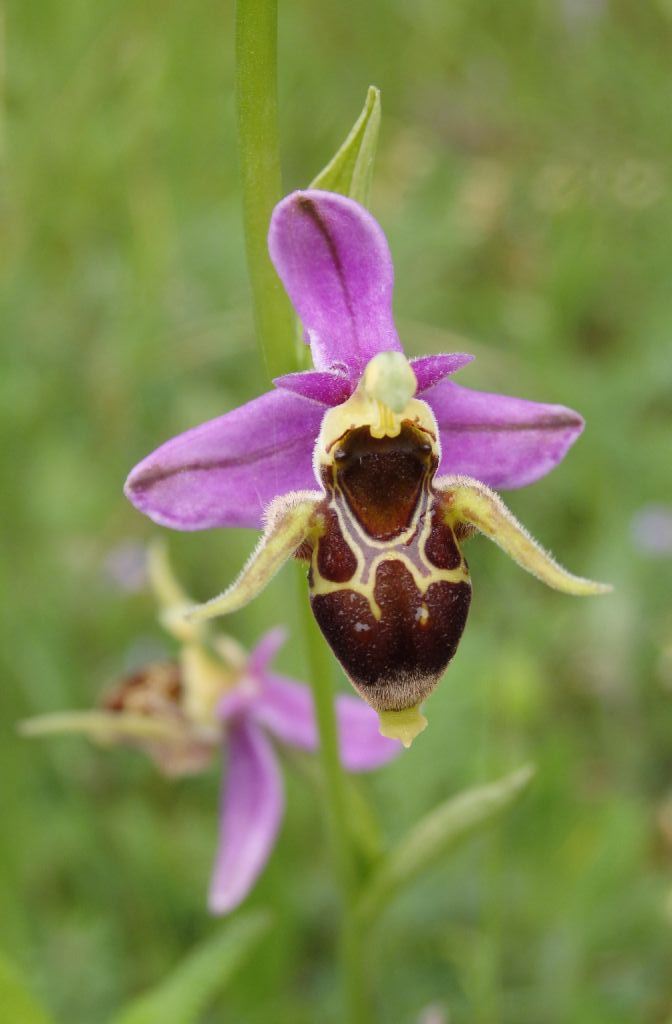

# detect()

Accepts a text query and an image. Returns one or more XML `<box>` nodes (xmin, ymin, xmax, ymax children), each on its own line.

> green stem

<box><xmin>299</xmin><ymin>578</ymin><xmax>372</xmax><ymax>1024</ymax></box>
<box><xmin>235</xmin><ymin>0</ymin><xmax>296</xmax><ymax>379</ymax></box>
<box><xmin>235</xmin><ymin>1</ymin><xmax>370</xmax><ymax>1015</ymax></box>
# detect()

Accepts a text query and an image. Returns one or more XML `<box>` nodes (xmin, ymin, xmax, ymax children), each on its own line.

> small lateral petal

<box><xmin>425</xmin><ymin>379</ymin><xmax>584</xmax><ymax>489</ymax></box>
<box><xmin>411</xmin><ymin>353</ymin><xmax>475</xmax><ymax>393</ymax></box>
<box><xmin>124</xmin><ymin>389</ymin><xmax>323</xmax><ymax>531</ymax></box>
<box><xmin>208</xmin><ymin>718</ymin><xmax>284</xmax><ymax>915</ymax></box>
<box><xmin>273</xmin><ymin>370</ymin><xmax>354</xmax><ymax>407</ymax></box>
<box><xmin>268</xmin><ymin>190</ymin><xmax>402</xmax><ymax>379</ymax></box>
<box><xmin>440</xmin><ymin>475</ymin><xmax>612</xmax><ymax>596</ymax></box>
<box><xmin>186</xmin><ymin>492</ymin><xmax>322</xmax><ymax>625</ymax></box>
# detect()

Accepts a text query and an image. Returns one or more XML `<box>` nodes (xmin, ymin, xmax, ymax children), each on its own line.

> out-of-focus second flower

<box><xmin>20</xmin><ymin>543</ymin><xmax>399</xmax><ymax>914</ymax></box>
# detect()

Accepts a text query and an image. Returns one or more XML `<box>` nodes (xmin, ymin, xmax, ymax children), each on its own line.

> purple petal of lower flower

<box><xmin>334</xmin><ymin>694</ymin><xmax>402</xmax><ymax>771</ymax></box>
<box><xmin>252</xmin><ymin>673</ymin><xmax>318</xmax><ymax>750</ymax></box>
<box><xmin>273</xmin><ymin>370</ymin><xmax>354</xmax><ymax>407</ymax></box>
<box><xmin>411</xmin><ymin>353</ymin><xmax>475</xmax><ymax>393</ymax></box>
<box><xmin>124</xmin><ymin>388</ymin><xmax>323</xmax><ymax>530</ymax></box>
<box><xmin>247</xmin><ymin>627</ymin><xmax>287</xmax><ymax>677</ymax></box>
<box><xmin>254</xmin><ymin>674</ymin><xmax>401</xmax><ymax>771</ymax></box>
<box><xmin>425</xmin><ymin>379</ymin><xmax>584</xmax><ymax>489</ymax></box>
<box><xmin>268</xmin><ymin>190</ymin><xmax>403</xmax><ymax>380</ymax></box>
<box><xmin>208</xmin><ymin>718</ymin><xmax>284</xmax><ymax>915</ymax></box>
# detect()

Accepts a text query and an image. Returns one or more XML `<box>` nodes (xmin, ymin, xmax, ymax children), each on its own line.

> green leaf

<box><xmin>0</xmin><ymin>951</ymin><xmax>55</xmax><ymax>1024</ymax></box>
<box><xmin>357</xmin><ymin>764</ymin><xmax>535</xmax><ymax>925</ymax></box>
<box><xmin>309</xmin><ymin>85</ymin><xmax>381</xmax><ymax>207</ymax></box>
<box><xmin>110</xmin><ymin>910</ymin><xmax>271</xmax><ymax>1024</ymax></box>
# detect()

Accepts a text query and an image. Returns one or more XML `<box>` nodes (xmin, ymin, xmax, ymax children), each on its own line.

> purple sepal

<box><xmin>208</xmin><ymin>718</ymin><xmax>284</xmax><ymax>915</ymax></box>
<box><xmin>268</xmin><ymin>190</ymin><xmax>402</xmax><ymax>379</ymax></box>
<box><xmin>426</xmin><ymin>379</ymin><xmax>585</xmax><ymax>489</ymax></box>
<box><xmin>124</xmin><ymin>388</ymin><xmax>322</xmax><ymax>531</ymax></box>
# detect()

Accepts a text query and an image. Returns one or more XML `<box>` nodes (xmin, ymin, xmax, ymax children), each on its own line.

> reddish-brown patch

<box><xmin>102</xmin><ymin>662</ymin><xmax>182</xmax><ymax>714</ymax></box>
<box><xmin>424</xmin><ymin>505</ymin><xmax>463</xmax><ymax>569</ymax></box>
<box><xmin>311</xmin><ymin>560</ymin><xmax>471</xmax><ymax>710</ymax></box>
<box><xmin>316</xmin><ymin>507</ymin><xmax>357</xmax><ymax>583</ymax></box>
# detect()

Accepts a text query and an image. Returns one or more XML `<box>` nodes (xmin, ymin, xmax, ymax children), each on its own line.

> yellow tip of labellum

<box><xmin>378</xmin><ymin>705</ymin><xmax>428</xmax><ymax>748</ymax></box>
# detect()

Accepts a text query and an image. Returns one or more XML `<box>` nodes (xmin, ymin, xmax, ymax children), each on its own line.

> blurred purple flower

<box><xmin>630</xmin><ymin>504</ymin><xmax>672</xmax><ymax>556</ymax></box>
<box><xmin>21</xmin><ymin>545</ymin><xmax>399</xmax><ymax>914</ymax></box>
<box><xmin>124</xmin><ymin>190</ymin><xmax>584</xmax><ymax>531</ymax></box>
<box><xmin>103</xmin><ymin>539</ymin><xmax>149</xmax><ymax>593</ymax></box>
<box><xmin>206</xmin><ymin>625</ymin><xmax>399</xmax><ymax>913</ymax></box>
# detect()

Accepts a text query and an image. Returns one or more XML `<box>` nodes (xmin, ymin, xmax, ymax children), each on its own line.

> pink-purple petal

<box><xmin>268</xmin><ymin>190</ymin><xmax>402</xmax><ymax>379</ymax></box>
<box><xmin>411</xmin><ymin>353</ymin><xmax>475</xmax><ymax>393</ymax></box>
<box><xmin>334</xmin><ymin>694</ymin><xmax>402</xmax><ymax>771</ymax></box>
<box><xmin>252</xmin><ymin>673</ymin><xmax>319</xmax><ymax>751</ymax></box>
<box><xmin>273</xmin><ymin>370</ymin><xmax>354</xmax><ymax>406</ymax></box>
<box><xmin>254</xmin><ymin>674</ymin><xmax>401</xmax><ymax>771</ymax></box>
<box><xmin>124</xmin><ymin>388</ymin><xmax>323</xmax><ymax>531</ymax></box>
<box><xmin>208</xmin><ymin>718</ymin><xmax>284</xmax><ymax>915</ymax></box>
<box><xmin>426</xmin><ymin>379</ymin><xmax>584</xmax><ymax>489</ymax></box>
<box><xmin>247</xmin><ymin>627</ymin><xmax>287</xmax><ymax>677</ymax></box>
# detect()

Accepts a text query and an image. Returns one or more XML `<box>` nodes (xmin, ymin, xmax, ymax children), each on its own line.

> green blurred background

<box><xmin>2</xmin><ymin>0</ymin><xmax>672</xmax><ymax>1021</ymax></box>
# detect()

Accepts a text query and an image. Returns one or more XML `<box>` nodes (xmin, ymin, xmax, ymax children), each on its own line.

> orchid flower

<box><xmin>20</xmin><ymin>544</ymin><xmax>399</xmax><ymax>914</ymax></box>
<box><xmin>125</xmin><ymin>191</ymin><xmax>610</xmax><ymax>748</ymax></box>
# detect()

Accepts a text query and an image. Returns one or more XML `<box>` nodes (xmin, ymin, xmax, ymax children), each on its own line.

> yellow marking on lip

<box><xmin>311</xmin><ymin>460</ymin><xmax>470</xmax><ymax>623</ymax></box>
<box><xmin>310</xmin><ymin>570</ymin><xmax>383</xmax><ymax>620</ymax></box>
<box><xmin>310</xmin><ymin>539</ymin><xmax>470</xmax><ymax>623</ymax></box>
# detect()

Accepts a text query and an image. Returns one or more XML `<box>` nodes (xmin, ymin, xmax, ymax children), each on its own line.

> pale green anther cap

<box><xmin>361</xmin><ymin>352</ymin><xmax>417</xmax><ymax>413</ymax></box>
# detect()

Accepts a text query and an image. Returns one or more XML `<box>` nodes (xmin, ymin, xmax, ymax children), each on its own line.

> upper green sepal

<box><xmin>309</xmin><ymin>85</ymin><xmax>381</xmax><ymax>207</ymax></box>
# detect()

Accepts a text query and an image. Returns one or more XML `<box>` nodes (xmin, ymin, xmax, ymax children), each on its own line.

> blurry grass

<box><xmin>1</xmin><ymin>0</ymin><xmax>672</xmax><ymax>1021</ymax></box>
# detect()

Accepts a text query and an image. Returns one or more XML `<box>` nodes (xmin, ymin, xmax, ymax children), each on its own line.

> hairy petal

<box><xmin>440</xmin><ymin>475</ymin><xmax>612</xmax><ymax>595</ymax></box>
<box><xmin>254</xmin><ymin>674</ymin><xmax>401</xmax><ymax>771</ymax></box>
<box><xmin>124</xmin><ymin>389</ymin><xmax>324</xmax><ymax>531</ymax></box>
<box><xmin>273</xmin><ymin>369</ymin><xmax>354</xmax><ymax>406</ymax></box>
<box><xmin>269</xmin><ymin>190</ymin><xmax>402</xmax><ymax>379</ymax></box>
<box><xmin>411</xmin><ymin>353</ymin><xmax>475</xmax><ymax>393</ymax></box>
<box><xmin>208</xmin><ymin>719</ymin><xmax>284</xmax><ymax>915</ymax></box>
<box><xmin>186</xmin><ymin>492</ymin><xmax>323</xmax><ymax>625</ymax></box>
<box><xmin>425</xmin><ymin>379</ymin><xmax>585</xmax><ymax>489</ymax></box>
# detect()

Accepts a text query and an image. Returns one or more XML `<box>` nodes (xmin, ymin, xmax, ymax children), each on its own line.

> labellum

<box><xmin>308</xmin><ymin>356</ymin><xmax>471</xmax><ymax>732</ymax></box>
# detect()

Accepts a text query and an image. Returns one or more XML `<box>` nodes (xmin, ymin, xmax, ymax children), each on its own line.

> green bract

<box><xmin>310</xmin><ymin>86</ymin><xmax>382</xmax><ymax>207</ymax></box>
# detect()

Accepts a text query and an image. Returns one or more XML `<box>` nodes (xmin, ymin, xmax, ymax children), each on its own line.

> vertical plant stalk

<box><xmin>299</xmin><ymin>586</ymin><xmax>371</xmax><ymax>1024</ymax></box>
<box><xmin>235</xmin><ymin>2</ymin><xmax>370</xmax><ymax>1018</ymax></box>
<box><xmin>235</xmin><ymin>0</ymin><xmax>296</xmax><ymax>380</ymax></box>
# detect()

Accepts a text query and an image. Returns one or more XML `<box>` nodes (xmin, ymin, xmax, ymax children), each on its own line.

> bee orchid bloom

<box><xmin>20</xmin><ymin>545</ymin><xmax>400</xmax><ymax>913</ymax></box>
<box><xmin>125</xmin><ymin>191</ymin><xmax>610</xmax><ymax>747</ymax></box>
